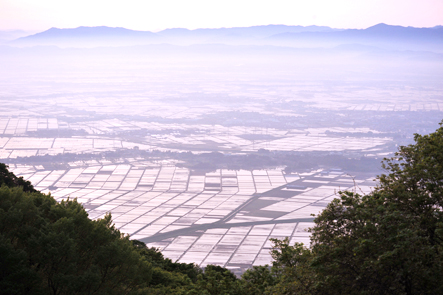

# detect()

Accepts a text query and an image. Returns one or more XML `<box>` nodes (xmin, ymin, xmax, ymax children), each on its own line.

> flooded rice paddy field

<box><xmin>1</xmin><ymin>60</ymin><xmax>442</xmax><ymax>271</ymax></box>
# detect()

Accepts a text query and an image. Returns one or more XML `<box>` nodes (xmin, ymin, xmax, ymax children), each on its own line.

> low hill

<box><xmin>12</xmin><ymin>26</ymin><xmax>159</xmax><ymax>47</ymax></box>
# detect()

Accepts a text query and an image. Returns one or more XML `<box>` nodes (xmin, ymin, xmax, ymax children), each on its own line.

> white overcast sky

<box><xmin>1</xmin><ymin>0</ymin><xmax>442</xmax><ymax>32</ymax></box>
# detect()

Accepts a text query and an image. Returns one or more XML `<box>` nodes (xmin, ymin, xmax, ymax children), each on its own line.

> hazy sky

<box><xmin>1</xmin><ymin>0</ymin><xmax>442</xmax><ymax>32</ymax></box>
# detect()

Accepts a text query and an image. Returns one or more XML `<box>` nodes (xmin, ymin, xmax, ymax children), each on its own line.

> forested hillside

<box><xmin>2</xmin><ymin>123</ymin><xmax>443</xmax><ymax>294</ymax></box>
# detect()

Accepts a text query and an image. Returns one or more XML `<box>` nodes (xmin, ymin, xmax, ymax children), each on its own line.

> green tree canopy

<box><xmin>0</xmin><ymin>163</ymin><xmax>36</xmax><ymax>192</ymax></box>
<box><xmin>268</xmin><ymin>122</ymin><xmax>443</xmax><ymax>294</ymax></box>
<box><xmin>0</xmin><ymin>185</ymin><xmax>153</xmax><ymax>295</ymax></box>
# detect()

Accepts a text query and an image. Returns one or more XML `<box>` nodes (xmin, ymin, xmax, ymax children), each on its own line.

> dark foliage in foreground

<box><xmin>2</xmin><ymin>122</ymin><xmax>443</xmax><ymax>294</ymax></box>
<box><xmin>266</xmin><ymin>123</ymin><xmax>443</xmax><ymax>295</ymax></box>
<box><xmin>0</xmin><ymin>163</ymin><xmax>36</xmax><ymax>192</ymax></box>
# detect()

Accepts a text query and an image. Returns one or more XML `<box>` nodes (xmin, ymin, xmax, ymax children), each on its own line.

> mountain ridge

<box><xmin>9</xmin><ymin>24</ymin><xmax>443</xmax><ymax>51</ymax></box>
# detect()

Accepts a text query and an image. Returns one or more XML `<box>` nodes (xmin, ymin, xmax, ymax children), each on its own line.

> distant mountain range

<box><xmin>7</xmin><ymin>24</ymin><xmax>443</xmax><ymax>52</ymax></box>
<box><xmin>267</xmin><ymin>24</ymin><xmax>443</xmax><ymax>48</ymax></box>
<box><xmin>0</xmin><ymin>30</ymin><xmax>36</xmax><ymax>43</ymax></box>
<box><xmin>158</xmin><ymin>24</ymin><xmax>340</xmax><ymax>38</ymax></box>
<box><xmin>10</xmin><ymin>25</ymin><xmax>339</xmax><ymax>47</ymax></box>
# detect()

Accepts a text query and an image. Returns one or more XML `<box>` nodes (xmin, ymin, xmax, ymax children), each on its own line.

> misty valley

<box><xmin>1</xmin><ymin>23</ymin><xmax>443</xmax><ymax>281</ymax></box>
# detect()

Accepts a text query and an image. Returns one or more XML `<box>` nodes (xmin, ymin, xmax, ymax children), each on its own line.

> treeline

<box><xmin>3</xmin><ymin>149</ymin><xmax>383</xmax><ymax>174</ymax></box>
<box><xmin>2</xmin><ymin>123</ymin><xmax>443</xmax><ymax>294</ymax></box>
<box><xmin>172</xmin><ymin>150</ymin><xmax>383</xmax><ymax>173</ymax></box>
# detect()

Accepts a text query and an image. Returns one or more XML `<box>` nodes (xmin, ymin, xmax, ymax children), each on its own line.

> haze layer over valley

<box><xmin>1</xmin><ymin>24</ymin><xmax>442</xmax><ymax>272</ymax></box>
